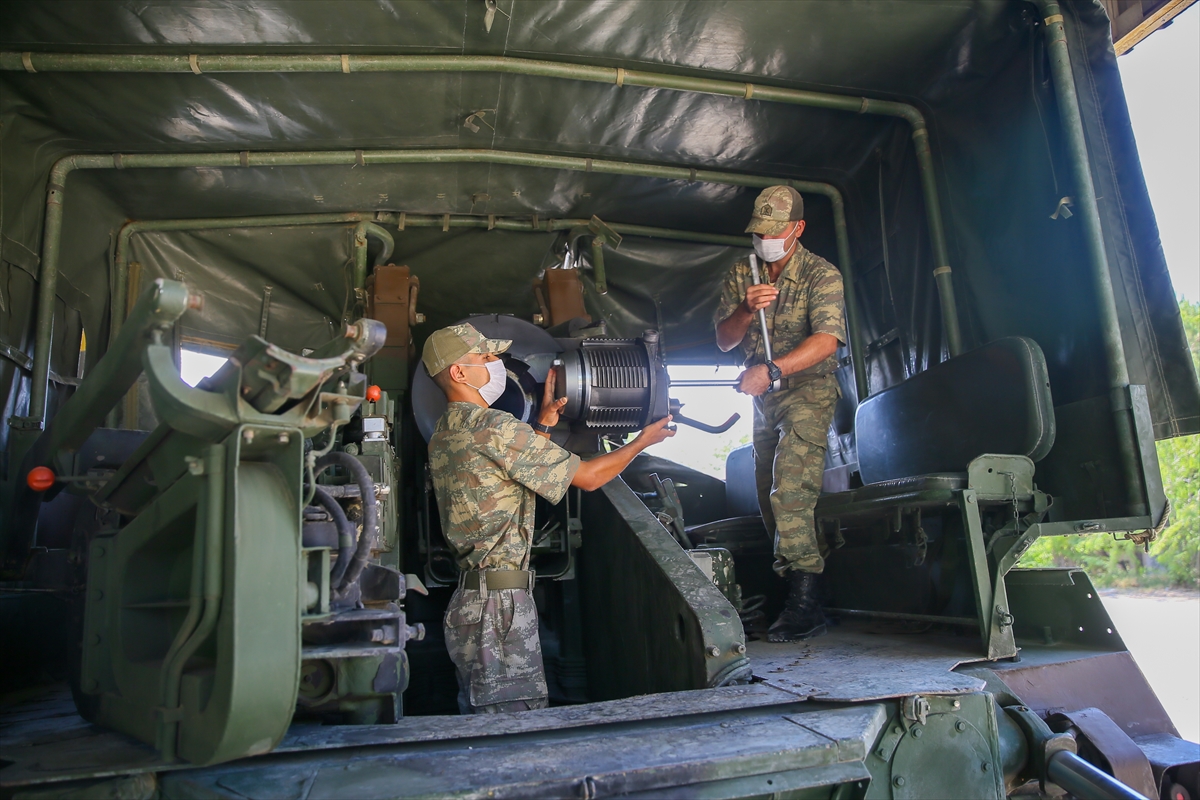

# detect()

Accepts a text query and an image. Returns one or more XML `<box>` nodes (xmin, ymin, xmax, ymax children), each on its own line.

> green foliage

<box><xmin>709</xmin><ymin>433</ymin><xmax>752</xmax><ymax>476</ymax></box>
<box><xmin>1021</xmin><ymin>299</ymin><xmax>1200</xmax><ymax>588</ymax></box>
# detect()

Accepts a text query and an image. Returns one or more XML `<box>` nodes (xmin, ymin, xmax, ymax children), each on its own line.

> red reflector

<box><xmin>26</xmin><ymin>466</ymin><xmax>56</xmax><ymax>492</ymax></box>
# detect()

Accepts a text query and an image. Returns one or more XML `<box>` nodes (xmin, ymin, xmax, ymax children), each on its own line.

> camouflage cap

<box><xmin>421</xmin><ymin>323</ymin><xmax>511</xmax><ymax>376</ymax></box>
<box><xmin>745</xmin><ymin>185</ymin><xmax>805</xmax><ymax>235</ymax></box>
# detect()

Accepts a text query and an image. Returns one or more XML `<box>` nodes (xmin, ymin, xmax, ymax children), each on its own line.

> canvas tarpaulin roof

<box><xmin>0</xmin><ymin>0</ymin><xmax>1195</xmax><ymax>452</ymax></box>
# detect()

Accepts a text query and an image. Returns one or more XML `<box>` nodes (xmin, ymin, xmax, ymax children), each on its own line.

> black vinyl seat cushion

<box><xmin>854</xmin><ymin>336</ymin><xmax>1054</xmax><ymax>486</ymax></box>
<box><xmin>815</xmin><ymin>473</ymin><xmax>967</xmax><ymax>518</ymax></box>
<box><xmin>833</xmin><ymin>473</ymin><xmax>967</xmax><ymax>502</ymax></box>
<box><xmin>723</xmin><ymin>338</ymin><xmax>1053</xmax><ymax>525</ymax></box>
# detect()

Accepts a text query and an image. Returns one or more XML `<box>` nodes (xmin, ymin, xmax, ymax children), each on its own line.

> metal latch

<box><xmin>902</xmin><ymin>695</ymin><xmax>930</xmax><ymax>726</ymax></box>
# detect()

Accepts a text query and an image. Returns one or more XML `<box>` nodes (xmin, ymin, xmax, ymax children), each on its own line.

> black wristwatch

<box><xmin>764</xmin><ymin>360</ymin><xmax>783</xmax><ymax>391</ymax></box>
<box><xmin>532</xmin><ymin>421</ymin><xmax>555</xmax><ymax>434</ymax></box>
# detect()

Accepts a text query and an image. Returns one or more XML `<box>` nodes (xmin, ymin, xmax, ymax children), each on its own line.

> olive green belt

<box><xmin>461</xmin><ymin>569</ymin><xmax>533</xmax><ymax>592</ymax></box>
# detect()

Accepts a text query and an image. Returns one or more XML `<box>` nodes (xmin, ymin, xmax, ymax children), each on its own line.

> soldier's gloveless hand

<box><xmin>735</xmin><ymin>363</ymin><xmax>773</xmax><ymax>396</ymax></box>
<box><xmin>635</xmin><ymin>415</ymin><xmax>677</xmax><ymax>447</ymax></box>
<box><xmin>741</xmin><ymin>283</ymin><xmax>779</xmax><ymax>314</ymax></box>
<box><xmin>537</xmin><ymin>367</ymin><xmax>569</xmax><ymax>430</ymax></box>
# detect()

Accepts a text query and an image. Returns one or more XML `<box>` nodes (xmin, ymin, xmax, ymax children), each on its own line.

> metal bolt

<box><xmin>92</xmin><ymin>589</ymin><xmax>104</xmax><ymax>601</ymax></box>
<box><xmin>94</xmin><ymin>546</ymin><xmax>105</xmax><ymax>558</ymax></box>
<box><xmin>532</xmin><ymin>313</ymin><xmax>545</xmax><ymax>326</ymax></box>
<box><xmin>90</xmin><ymin>634</ymin><xmax>102</xmax><ymax>646</ymax></box>
<box><xmin>414</xmin><ymin>313</ymin><xmax>426</xmax><ymax>324</ymax></box>
<box><xmin>243</xmin><ymin>429</ymin><xmax>255</xmax><ymax>443</ymax></box>
<box><xmin>893</xmin><ymin>776</ymin><xmax>906</xmax><ymax>787</ymax></box>
<box><xmin>706</xmin><ymin>645</ymin><xmax>721</xmax><ymax>657</ymax></box>
<box><xmin>734</xmin><ymin>643</ymin><xmax>746</xmax><ymax>654</ymax></box>
<box><xmin>953</xmin><ymin>699</ymin><xmax>961</xmax><ymax>709</ymax></box>
<box><xmin>893</xmin><ymin>726</ymin><xmax>903</xmax><ymax>735</ymax></box>
<box><xmin>912</xmin><ymin>727</ymin><xmax>923</xmax><ymax>738</ymax></box>
<box><xmin>956</xmin><ymin>720</ymin><xmax>968</xmax><ymax>732</ymax></box>
<box><xmin>982</xmin><ymin>762</ymin><xmax>990</xmax><ymax>772</ymax></box>
<box><xmin>278</xmin><ymin>432</ymin><xmax>290</xmax><ymax>445</ymax></box>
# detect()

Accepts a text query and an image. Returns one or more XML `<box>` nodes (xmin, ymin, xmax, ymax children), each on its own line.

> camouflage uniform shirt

<box><xmin>714</xmin><ymin>243</ymin><xmax>847</xmax><ymax>380</ymax></box>
<box><xmin>714</xmin><ymin>244</ymin><xmax>847</xmax><ymax>574</ymax></box>
<box><xmin>430</xmin><ymin>402</ymin><xmax>580</xmax><ymax>571</ymax></box>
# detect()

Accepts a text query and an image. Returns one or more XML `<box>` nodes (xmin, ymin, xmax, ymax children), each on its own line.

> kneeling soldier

<box><xmin>424</xmin><ymin>323</ymin><xmax>675</xmax><ymax>713</ymax></box>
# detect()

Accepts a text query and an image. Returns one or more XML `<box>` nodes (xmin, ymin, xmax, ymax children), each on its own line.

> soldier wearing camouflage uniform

<box><xmin>424</xmin><ymin>323</ymin><xmax>674</xmax><ymax>713</ymax></box>
<box><xmin>714</xmin><ymin>185</ymin><xmax>846</xmax><ymax>642</ymax></box>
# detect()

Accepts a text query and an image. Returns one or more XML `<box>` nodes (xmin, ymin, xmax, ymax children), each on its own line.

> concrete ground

<box><xmin>1101</xmin><ymin>590</ymin><xmax>1200</xmax><ymax>742</ymax></box>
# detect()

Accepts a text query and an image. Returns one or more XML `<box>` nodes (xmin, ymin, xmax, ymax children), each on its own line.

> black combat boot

<box><xmin>767</xmin><ymin>570</ymin><xmax>827</xmax><ymax>642</ymax></box>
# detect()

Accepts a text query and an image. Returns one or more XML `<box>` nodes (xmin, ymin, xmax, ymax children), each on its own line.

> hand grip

<box><xmin>748</xmin><ymin>254</ymin><xmax>781</xmax><ymax>392</ymax></box>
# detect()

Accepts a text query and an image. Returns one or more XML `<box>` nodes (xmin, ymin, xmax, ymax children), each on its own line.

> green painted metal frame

<box><xmin>12</xmin><ymin>42</ymin><xmax>978</xmax><ymax>424</ymax></box>
<box><xmin>1034</xmin><ymin>0</ymin><xmax>1146</xmax><ymax>519</ymax></box>
<box><xmin>110</xmin><ymin>209</ymin><xmax>775</xmax><ymax>349</ymax></box>
<box><xmin>580</xmin><ymin>477</ymin><xmax>750</xmax><ymax>698</ymax></box>
<box><xmin>81</xmin><ymin>154</ymin><xmax>866</xmax><ymax>415</ymax></box>
<box><xmin>351</xmin><ymin>221</ymin><xmax>396</xmax><ymax>293</ymax></box>
<box><xmin>3</xmin><ymin>279</ymin><xmax>197</xmax><ymax>567</ymax></box>
<box><xmin>958</xmin><ymin>489</ymin><xmax>1017</xmax><ymax>660</ymax></box>
<box><xmin>815</xmin><ymin>454</ymin><xmax>1055</xmax><ymax>660</ymax></box>
<box><xmin>0</xmin><ymin>53</ymin><xmax>958</xmax><ymax>350</ymax></box>
<box><xmin>104</xmin><ymin>208</ymin><xmax>812</xmax><ymax>428</ymax></box>
<box><xmin>83</xmin><ymin>430</ymin><xmax>305</xmax><ymax>766</ymax></box>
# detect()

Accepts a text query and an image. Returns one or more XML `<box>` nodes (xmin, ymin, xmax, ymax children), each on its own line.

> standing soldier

<box><xmin>714</xmin><ymin>186</ymin><xmax>846</xmax><ymax>642</ymax></box>
<box><xmin>424</xmin><ymin>323</ymin><xmax>675</xmax><ymax>713</ymax></box>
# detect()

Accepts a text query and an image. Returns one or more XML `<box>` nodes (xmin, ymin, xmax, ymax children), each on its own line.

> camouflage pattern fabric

<box><xmin>444</xmin><ymin>581</ymin><xmax>548</xmax><ymax>713</ymax></box>
<box><xmin>714</xmin><ymin>243</ymin><xmax>845</xmax><ymax>575</ymax></box>
<box><xmin>713</xmin><ymin>243</ymin><xmax>847</xmax><ymax>384</ymax></box>
<box><xmin>753</xmin><ymin>378</ymin><xmax>839</xmax><ymax>575</ymax></box>
<box><xmin>429</xmin><ymin>402</ymin><xmax>580</xmax><ymax>571</ymax></box>
<box><xmin>429</xmin><ymin>401</ymin><xmax>578</xmax><ymax>713</ymax></box>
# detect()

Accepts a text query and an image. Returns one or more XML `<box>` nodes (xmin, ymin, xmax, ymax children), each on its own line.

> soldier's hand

<box><xmin>741</xmin><ymin>284</ymin><xmax>778</xmax><ymax>314</ymax></box>
<box><xmin>538</xmin><ymin>368</ymin><xmax>568</xmax><ymax>428</ymax></box>
<box><xmin>735</xmin><ymin>364</ymin><xmax>772</xmax><ymax>396</ymax></box>
<box><xmin>635</xmin><ymin>415</ymin><xmax>676</xmax><ymax>448</ymax></box>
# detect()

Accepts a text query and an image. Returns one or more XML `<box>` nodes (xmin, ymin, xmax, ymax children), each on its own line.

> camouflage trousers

<box><xmin>752</xmin><ymin>375</ymin><xmax>838</xmax><ymax>576</ymax></box>
<box><xmin>443</xmin><ymin>576</ymin><xmax>548</xmax><ymax>715</ymax></box>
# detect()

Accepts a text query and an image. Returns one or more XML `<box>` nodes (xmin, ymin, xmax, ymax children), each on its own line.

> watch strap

<box><xmin>765</xmin><ymin>360</ymin><xmax>783</xmax><ymax>393</ymax></box>
<box><xmin>532</xmin><ymin>421</ymin><xmax>555</xmax><ymax>434</ymax></box>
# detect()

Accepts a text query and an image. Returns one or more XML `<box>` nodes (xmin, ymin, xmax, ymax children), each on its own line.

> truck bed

<box><xmin>1</xmin><ymin>623</ymin><xmax>998</xmax><ymax>796</ymax></box>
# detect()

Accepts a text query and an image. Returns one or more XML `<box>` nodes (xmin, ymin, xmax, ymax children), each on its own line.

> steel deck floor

<box><xmin>747</xmin><ymin>621</ymin><xmax>989</xmax><ymax>701</ymax></box>
<box><xmin>2</xmin><ymin>623</ymin><xmax>994</xmax><ymax>789</ymax></box>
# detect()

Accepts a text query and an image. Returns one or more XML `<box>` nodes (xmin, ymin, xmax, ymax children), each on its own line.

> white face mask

<box><xmin>463</xmin><ymin>359</ymin><xmax>508</xmax><ymax>406</ymax></box>
<box><xmin>752</xmin><ymin>230</ymin><xmax>796</xmax><ymax>264</ymax></box>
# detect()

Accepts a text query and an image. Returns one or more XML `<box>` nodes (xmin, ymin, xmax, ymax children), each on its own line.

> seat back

<box><xmin>724</xmin><ymin>443</ymin><xmax>760</xmax><ymax>517</ymax></box>
<box><xmin>855</xmin><ymin>336</ymin><xmax>1055</xmax><ymax>485</ymax></box>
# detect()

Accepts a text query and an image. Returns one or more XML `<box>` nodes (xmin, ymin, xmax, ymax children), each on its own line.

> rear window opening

<box><xmin>179</xmin><ymin>348</ymin><xmax>229</xmax><ymax>387</ymax></box>
<box><xmin>655</xmin><ymin>365</ymin><xmax>753</xmax><ymax>480</ymax></box>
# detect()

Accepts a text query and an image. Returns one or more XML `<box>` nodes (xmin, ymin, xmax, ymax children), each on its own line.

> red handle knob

<box><xmin>27</xmin><ymin>466</ymin><xmax>56</xmax><ymax>492</ymax></box>
<box><xmin>366</xmin><ymin>385</ymin><xmax>382</xmax><ymax>403</ymax></box>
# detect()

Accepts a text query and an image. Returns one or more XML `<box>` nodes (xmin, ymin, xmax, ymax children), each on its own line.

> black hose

<box><xmin>310</xmin><ymin>486</ymin><xmax>356</xmax><ymax>586</ymax></box>
<box><xmin>315</xmin><ymin>452</ymin><xmax>378</xmax><ymax>597</ymax></box>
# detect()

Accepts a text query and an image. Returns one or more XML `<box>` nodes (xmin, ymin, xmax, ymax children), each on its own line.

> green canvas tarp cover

<box><xmin>0</xmin><ymin>0</ymin><xmax>1196</xmax><ymax>456</ymax></box>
